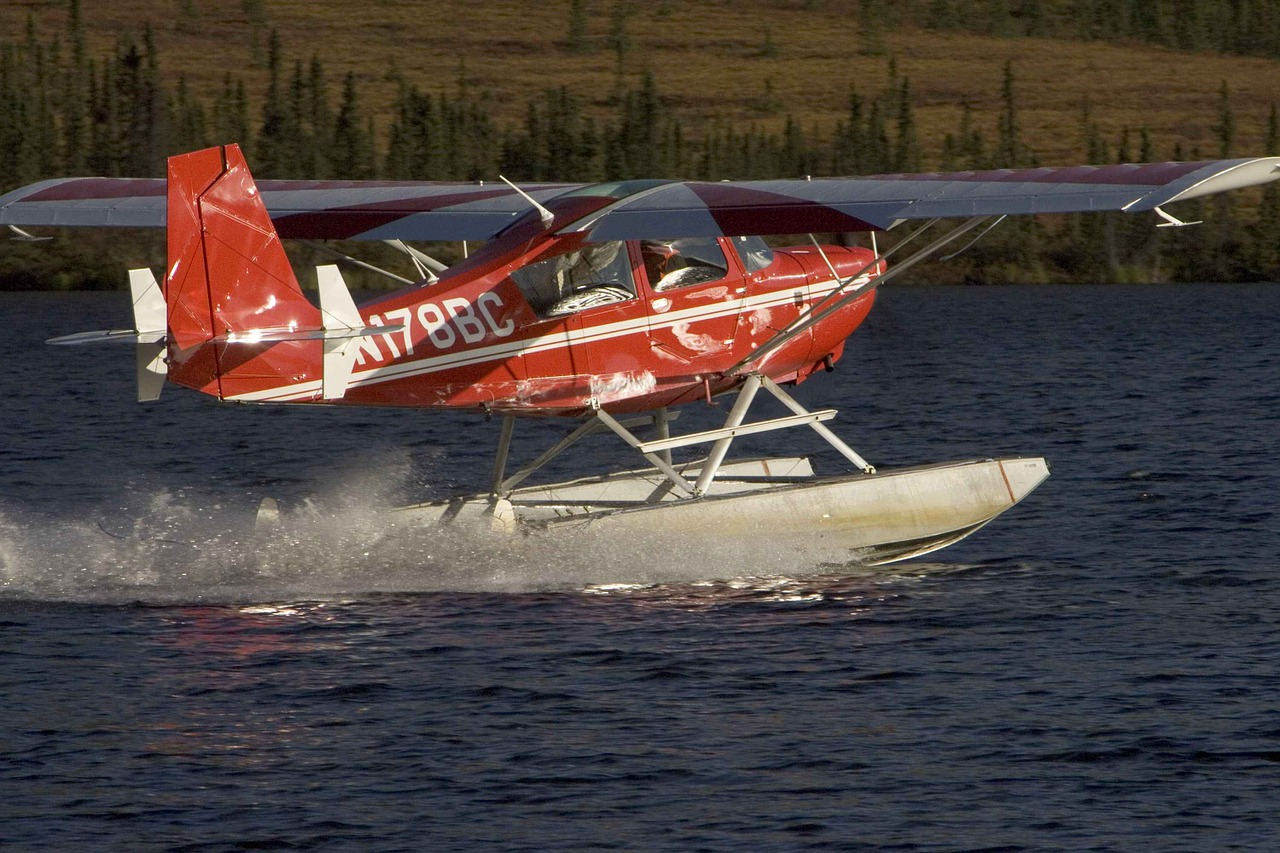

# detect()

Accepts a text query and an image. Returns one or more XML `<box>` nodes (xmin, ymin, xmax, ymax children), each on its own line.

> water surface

<box><xmin>2</xmin><ymin>285</ymin><xmax>1277</xmax><ymax>851</ymax></box>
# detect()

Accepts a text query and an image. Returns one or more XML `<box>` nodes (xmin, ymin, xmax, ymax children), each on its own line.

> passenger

<box><xmin>573</xmin><ymin>241</ymin><xmax>630</xmax><ymax>292</ymax></box>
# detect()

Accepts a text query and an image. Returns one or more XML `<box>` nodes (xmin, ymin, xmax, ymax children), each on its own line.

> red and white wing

<box><xmin>3</xmin><ymin>157</ymin><xmax>1278</xmax><ymax>241</ymax></box>
<box><xmin>0</xmin><ymin>177</ymin><xmax>583</xmax><ymax>241</ymax></box>
<box><xmin>563</xmin><ymin>158</ymin><xmax>1280</xmax><ymax>240</ymax></box>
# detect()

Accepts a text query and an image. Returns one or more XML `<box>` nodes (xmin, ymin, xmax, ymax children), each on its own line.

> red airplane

<box><xmin>3</xmin><ymin>145</ymin><xmax>1278</xmax><ymax>564</ymax></box>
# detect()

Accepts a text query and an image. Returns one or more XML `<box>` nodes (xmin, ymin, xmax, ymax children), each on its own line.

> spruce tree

<box><xmin>567</xmin><ymin>0</ymin><xmax>590</xmax><ymax>54</ymax></box>
<box><xmin>256</xmin><ymin>30</ymin><xmax>288</xmax><ymax>175</ymax></box>
<box><xmin>333</xmin><ymin>71</ymin><xmax>373</xmax><ymax>179</ymax></box>
<box><xmin>995</xmin><ymin>60</ymin><xmax>1032</xmax><ymax>168</ymax></box>
<box><xmin>892</xmin><ymin>77</ymin><xmax>921</xmax><ymax>172</ymax></box>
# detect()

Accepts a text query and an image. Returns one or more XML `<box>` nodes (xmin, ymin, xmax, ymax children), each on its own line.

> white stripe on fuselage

<box><xmin>226</xmin><ymin>277</ymin><xmax>868</xmax><ymax>402</ymax></box>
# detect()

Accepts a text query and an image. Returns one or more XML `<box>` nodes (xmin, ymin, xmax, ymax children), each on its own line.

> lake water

<box><xmin>2</xmin><ymin>285</ymin><xmax>1278</xmax><ymax>851</ymax></box>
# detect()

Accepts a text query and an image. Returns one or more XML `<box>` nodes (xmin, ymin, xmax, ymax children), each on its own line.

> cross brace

<box><xmin>489</xmin><ymin>373</ymin><xmax>874</xmax><ymax>501</ymax></box>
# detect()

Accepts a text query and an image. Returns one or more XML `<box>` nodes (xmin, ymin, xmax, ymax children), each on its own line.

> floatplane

<box><xmin>3</xmin><ymin>145</ymin><xmax>1278</xmax><ymax>564</ymax></box>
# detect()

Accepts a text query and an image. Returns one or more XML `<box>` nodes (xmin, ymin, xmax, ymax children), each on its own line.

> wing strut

<box><xmin>298</xmin><ymin>240</ymin><xmax>417</xmax><ymax>285</ymax></box>
<box><xmin>1153</xmin><ymin>206</ymin><xmax>1202</xmax><ymax>228</ymax></box>
<box><xmin>940</xmin><ymin>215</ymin><xmax>1006</xmax><ymax>261</ymax></box>
<box><xmin>724</xmin><ymin>216</ymin><xmax>992</xmax><ymax>377</ymax></box>
<box><xmin>384</xmin><ymin>239</ymin><xmax>446</xmax><ymax>282</ymax></box>
<box><xmin>783</xmin><ymin>218</ymin><xmax>945</xmax><ymax>350</ymax></box>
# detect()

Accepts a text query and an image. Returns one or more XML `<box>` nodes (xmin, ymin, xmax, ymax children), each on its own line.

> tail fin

<box><xmin>165</xmin><ymin>144</ymin><xmax>320</xmax><ymax>350</ymax></box>
<box><xmin>165</xmin><ymin>144</ymin><xmax>362</xmax><ymax>402</ymax></box>
<box><xmin>50</xmin><ymin>144</ymin><xmax>381</xmax><ymax>404</ymax></box>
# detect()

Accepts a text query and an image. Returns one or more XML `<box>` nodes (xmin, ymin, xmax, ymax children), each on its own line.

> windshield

<box><xmin>730</xmin><ymin>235</ymin><xmax>775</xmax><ymax>273</ymax></box>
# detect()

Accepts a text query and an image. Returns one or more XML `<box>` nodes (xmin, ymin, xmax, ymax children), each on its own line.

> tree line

<box><xmin>1</xmin><ymin>1</ymin><xmax>1277</xmax><ymax>288</ymax></box>
<box><xmin>864</xmin><ymin>0</ymin><xmax>1280</xmax><ymax>60</ymax></box>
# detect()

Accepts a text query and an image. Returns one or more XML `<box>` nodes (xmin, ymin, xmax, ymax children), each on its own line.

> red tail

<box><xmin>166</xmin><ymin>144</ymin><xmax>319</xmax><ymax>348</ymax></box>
<box><xmin>164</xmin><ymin>144</ymin><xmax>325</xmax><ymax>401</ymax></box>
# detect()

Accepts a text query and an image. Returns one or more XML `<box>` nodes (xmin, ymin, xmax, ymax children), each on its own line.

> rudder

<box><xmin>165</xmin><ymin>144</ymin><xmax>326</xmax><ymax>401</ymax></box>
<box><xmin>166</xmin><ymin>144</ymin><xmax>320</xmax><ymax>347</ymax></box>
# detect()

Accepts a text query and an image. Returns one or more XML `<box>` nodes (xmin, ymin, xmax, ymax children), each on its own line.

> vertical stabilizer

<box><xmin>166</xmin><ymin>144</ymin><xmax>320</xmax><ymax>348</ymax></box>
<box><xmin>165</xmin><ymin>146</ymin><xmax>223</xmax><ymax>350</ymax></box>
<box><xmin>164</xmin><ymin>144</ymin><xmax>326</xmax><ymax>401</ymax></box>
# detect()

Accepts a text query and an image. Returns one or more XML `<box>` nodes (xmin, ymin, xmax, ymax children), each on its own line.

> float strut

<box><xmin>593</xmin><ymin>405</ymin><xmax>698</xmax><ymax>497</ymax></box>
<box><xmin>491</xmin><ymin>414</ymin><xmax>516</xmax><ymax>495</ymax></box>
<box><xmin>653</xmin><ymin>407</ymin><xmax>673</xmax><ymax>467</ymax></box>
<box><xmin>759</xmin><ymin>375</ymin><xmax>875</xmax><ymax>474</ymax></box>
<box><xmin>693</xmin><ymin>375</ymin><xmax>762</xmax><ymax>495</ymax></box>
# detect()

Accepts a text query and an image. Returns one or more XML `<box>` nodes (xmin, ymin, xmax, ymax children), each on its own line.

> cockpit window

<box><xmin>640</xmin><ymin>237</ymin><xmax>730</xmax><ymax>291</ymax></box>
<box><xmin>511</xmin><ymin>241</ymin><xmax>636</xmax><ymax>318</ymax></box>
<box><xmin>730</xmin><ymin>235</ymin><xmax>775</xmax><ymax>273</ymax></box>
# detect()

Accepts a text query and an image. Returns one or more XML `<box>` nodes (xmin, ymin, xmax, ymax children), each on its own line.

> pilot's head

<box><xmin>641</xmin><ymin>240</ymin><xmax>678</xmax><ymax>282</ymax></box>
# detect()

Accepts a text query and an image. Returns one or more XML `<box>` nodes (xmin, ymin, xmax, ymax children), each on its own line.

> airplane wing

<box><xmin>565</xmin><ymin>158</ymin><xmax>1280</xmax><ymax>240</ymax></box>
<box><xmin>0</xmin><ymin>177</ymin><xmax>583</xmax><ymax>241</ymax></box>
<box><xmin>2</xmin><ymin>157</ymin><xmax>1277</xmax><ymax>242</ymax></box>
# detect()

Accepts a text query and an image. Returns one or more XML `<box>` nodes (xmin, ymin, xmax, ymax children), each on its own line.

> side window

<box><xmin>511</xmin><ymin>241</ymin><xmax>635</xmax><ymax>318</ymax></box>
<box><xmin>640</xmin><ymin>238</ymin><xmax>729</xmax><ymax>291</ymax></box>
<box><xmin>730</xmin><ymin>235</ymin><xmax>775</xmax><ymax>273</ymax></box>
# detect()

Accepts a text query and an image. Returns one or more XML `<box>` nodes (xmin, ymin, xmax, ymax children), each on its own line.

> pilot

<box><xmin>550</xmin><ymin>251</ymin><xmax>581</xmax><ymax>297</ymax></box>
<box><xmin>641</xmin><ymin>240</ymin><xmax>680</xmax><ymax>288</ymax></box>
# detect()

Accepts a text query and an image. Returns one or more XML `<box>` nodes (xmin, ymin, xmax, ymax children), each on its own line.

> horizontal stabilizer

<box><xmin>213</xmin><ymin>325</ymin><xmax>401</xmax><ymax>345</ymax></box>
<box><xmin>47</xmin><ymin>329</ymin><xmax>160</xmax><ymax>345</ymax></box>
<box><xmin>318</xmin><ymin>264</ymin><xmax>363</xmax><ymax>400</ymax></box>
<box><xmin>44</xmin><ymin>268</ymin><xmax>169</xmax><ymax>401</ymax></box>
<box><xmin>44</xmin><ymin>268</ymin><xmax>168</xmax><ymax>351</ymax></box>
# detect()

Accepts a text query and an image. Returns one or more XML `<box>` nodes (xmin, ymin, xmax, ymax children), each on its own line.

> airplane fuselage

<box><xmin>166</xmin><ymin>195</ymin><xmax>881</xmax><ymax>416</ymax></box>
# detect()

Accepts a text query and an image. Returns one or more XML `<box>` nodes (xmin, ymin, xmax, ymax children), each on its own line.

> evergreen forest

<box><xmin>1</xmin><ymin>0</ymin><xmax>1278</xmax><ymax>289</ymax></box>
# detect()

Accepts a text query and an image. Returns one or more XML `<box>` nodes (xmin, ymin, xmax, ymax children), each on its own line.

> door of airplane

<box><xmin>729</xmin><ymin>235</ymin><xmax>819</xmax><ymax>374</ymax></box>
<box><xmin>513</xmin><ymin>240</ymin><xmax>646</xmax><ymax>409</ymax></box>
<box><xmin>637</xmin><ymin>237</ymin><xmax>748</xmax><ymax>373</ymax></box>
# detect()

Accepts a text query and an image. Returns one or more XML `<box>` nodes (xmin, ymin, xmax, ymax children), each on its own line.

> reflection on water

<box><xmin>580</xmin><ymin>562</ymin><xmax>989</xmax><ymax>609</ymax></box>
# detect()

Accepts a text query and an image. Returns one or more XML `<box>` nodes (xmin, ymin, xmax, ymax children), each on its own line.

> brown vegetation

<box><xmin>4</xmin><ymin>0</ymin><xmax>1277</xmax><ymax>165</ymax></box>
<box><xmin>2</xmin><ymin>1</ymin><xmax>1277</xmax><ymax>288</ymax></box>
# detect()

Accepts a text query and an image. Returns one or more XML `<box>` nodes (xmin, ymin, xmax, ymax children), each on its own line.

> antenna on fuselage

<box><xmin>498</xmin><ymin>175</ymin><xmax>555</xmax><ymax>227</ymax></box>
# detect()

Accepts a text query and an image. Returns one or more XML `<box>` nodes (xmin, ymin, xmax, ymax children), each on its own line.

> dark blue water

<box><xmin>2</xmin><ymin>285</ymin><xmax>1278</xmax><ymax>851</ymax></box>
